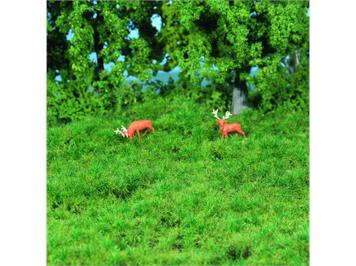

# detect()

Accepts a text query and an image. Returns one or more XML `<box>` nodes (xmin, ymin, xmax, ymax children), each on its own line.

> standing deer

<box><xmin>212</xmin><ymin>109</ymin><xmax>246</xmax><ymax>139</ymax></box>
<box><xmin>114</xmin><ymin>120</ymin><xmax>155</xmax><ymax>140</ymax></box>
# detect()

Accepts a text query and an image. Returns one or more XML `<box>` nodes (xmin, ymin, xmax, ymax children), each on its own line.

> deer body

<box><xmin>115</xmin><ymin>120</ymin><xmax>154</xmax><ymax>140</ymax></box>
<box><xmin>217</xmin><ymin>119</ymin><xmax>246</xmax><ymax>139</ymax></box>
<box><xmin>213</xmin><ymin>109</ymin><xmax>246</xmax><ymax>139</ymax></box>
<box><xmin>127</xmin><ymin>120</ymin><xmax>155</xmax><ymax>140</ymax></box>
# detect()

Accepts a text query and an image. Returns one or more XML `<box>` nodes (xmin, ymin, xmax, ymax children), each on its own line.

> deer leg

<box><xmin>235</xmin><ymin>131</ymin><xmax>239</xmax><ymax>138</ymax></box>
<box><xmin>136</xmin><ymin>130</ymin><xmax>140</xmax><ymax>138</ymax></box>
<box><xmin>143</xmin><ymin>129</ymin><xmax>148</xmax><ymax>136</ymax></box>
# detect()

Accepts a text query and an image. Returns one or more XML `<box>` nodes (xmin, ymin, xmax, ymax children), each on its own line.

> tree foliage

<box><xmin>47</xmin><ymin>0</ymin><xmax>309</xmax><ymax>125</ymax></box>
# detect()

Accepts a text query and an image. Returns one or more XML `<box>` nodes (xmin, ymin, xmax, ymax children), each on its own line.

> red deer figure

<box><xmin>115</xmin><ymin>120</ymin><xmax>155</xmax><ymax>140</ymax></box>
<box><xmin>212</xmin><ymin>109</ymin><xmax>246</xmax><ymax>139</ymax></box>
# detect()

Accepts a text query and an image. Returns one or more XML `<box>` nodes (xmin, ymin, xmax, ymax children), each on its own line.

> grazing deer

<box><xmin>212</xmin><ymin>109</ymin><xmax>246</xmax><ymax>139</ymax></box>
<box><xmin>114</xmin><ymin>120</ymin><xmax>155</xmax><ymax>140</ymax></box>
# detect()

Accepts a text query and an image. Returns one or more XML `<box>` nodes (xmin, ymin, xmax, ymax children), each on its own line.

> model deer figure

<box><xmin>212</xmin><ymin>109</ymin><xmax>246</xmax><ymax>139</ymax></box>
<box><xmin>114</xmin><ymin>120</ymin><xmax>155</xmax><ymax>140</ymax></box>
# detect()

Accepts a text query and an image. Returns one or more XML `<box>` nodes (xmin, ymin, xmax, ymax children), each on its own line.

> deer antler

<box><xmin>121</xmin><ymin>126</ymin><xmax>128</xmax><ymax>137</ymax></box>
<box><xmin>114</xmin><ymin>126</ymin><xmax>128</xmax><ymax>137</ymax></box>
<box><xmin>222</xmin><ymin>111</ymin><xmax>232</xmax><ymax>120</ymax></box>
<box><xmin>212</xmin><ymin>109</ymin><xmax>221</xmax><ymax>120</ymax></box>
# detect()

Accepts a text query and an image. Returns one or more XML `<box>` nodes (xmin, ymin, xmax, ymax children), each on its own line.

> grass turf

<box><xmin>47</xmin><ymin>96</ymin><xmax>309</xmax><ymax>265</ymax></box>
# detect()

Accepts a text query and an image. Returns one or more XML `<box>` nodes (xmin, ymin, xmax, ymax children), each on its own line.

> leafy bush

<box><xmin>47</xmin><ymin>77</ymin><xmax>108</xmax><ymax>126</ymax></box>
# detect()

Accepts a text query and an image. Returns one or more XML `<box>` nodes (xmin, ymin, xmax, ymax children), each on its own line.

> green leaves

<box><xmin>269</xmin><ymin>3</ymin><xmax>306</xmax><ymax>52</ymax></box>
<box><xmin>158</xmin><ymin>0</ymin><xmax>308</xmax><ymax>108</ymax></box>
<box><xmin>47</xmin><ymin>0</ymin><xmax>309</xmax><ymax>124</ymax></box>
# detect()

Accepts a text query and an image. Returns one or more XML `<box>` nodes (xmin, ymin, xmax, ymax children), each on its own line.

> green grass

<box><xmin>47</xmin><ymin>96</ymin><xmax>309</xmax><ymax>265</ymax></box>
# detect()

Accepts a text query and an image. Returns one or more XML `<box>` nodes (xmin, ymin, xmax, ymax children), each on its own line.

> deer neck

<box><xmin>218</xmin><ymin>120</ymin><xmax>226</xmax><ymax>131</ymax></box>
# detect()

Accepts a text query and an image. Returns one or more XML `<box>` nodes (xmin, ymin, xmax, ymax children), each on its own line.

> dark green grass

<box><xmin>47</xmin><ymin>96</ymin><xmax>309</xmax><ymax>265</ymax></box>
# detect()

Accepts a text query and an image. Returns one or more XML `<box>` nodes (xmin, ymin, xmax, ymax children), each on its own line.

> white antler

<box><xmin>121</xmin><ymin>126</ymin><xmax>128</xmax><ymax>137</ymax></box>
<box><xmin>222</xmin><ymin>111</ymin><xmax>232</xmax><ymax>120</ymax></box>
<box><xmin>212</xmin><ymin>109</ymin><xmax>221</xmax><ymax>120</ymax></box>
<box><xmin>114</xmin><ymin>125</ymin><xmax>128</xmax><ymax>137</ymax></box>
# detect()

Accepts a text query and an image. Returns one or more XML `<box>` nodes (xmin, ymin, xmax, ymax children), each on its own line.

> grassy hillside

<box><xmin>47</xmin><ymin>96</ymin><xmax>309</xmax><ymax>265</ymax></box>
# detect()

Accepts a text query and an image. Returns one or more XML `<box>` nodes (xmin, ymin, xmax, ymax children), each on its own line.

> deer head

<box><xmin>212</xmin><ymin>109</ymin><xmax>232</xmax><ymax>126</ymax></box>
<box><xmin>114</xmin><ymin>125</ymin><xmax>128</xmax><ymax>138</ymax></box>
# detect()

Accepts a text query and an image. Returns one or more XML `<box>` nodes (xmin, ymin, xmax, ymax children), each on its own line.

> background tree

<box><xmin>47</xmin><ymin>0</ymin><xmax>309</xmax><ymax>125</ymax></box>
<box><xmin>159</xmin><ymin>0</ymin><xmax>309</xmax><ymax>113</ymax></box>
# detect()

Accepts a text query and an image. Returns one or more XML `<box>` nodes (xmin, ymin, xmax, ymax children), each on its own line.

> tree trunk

<box><xmin>232</xmin><ymin>82</ymin><xmax>248</xmax><ymax>115</ymax></box>
<box><xmin>93</xmin><ymin>29</ymin><xmax>104</xmax><ymax>76</ymax></box>
<box><xmin>288</xmin><ymin>50</ymin><xmax>300</xmax><ymax>74</ymax></box>
<box><xmin>92</xmin><ymin>11</ymin><xmax>104</xmax><ymax>80</ymax></box>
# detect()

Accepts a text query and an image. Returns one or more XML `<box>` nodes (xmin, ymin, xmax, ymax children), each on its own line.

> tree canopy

<box><xmin>47</xmin><ymin>0</ymin><xmax>309</xmax><ymax>125</ymax></box>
